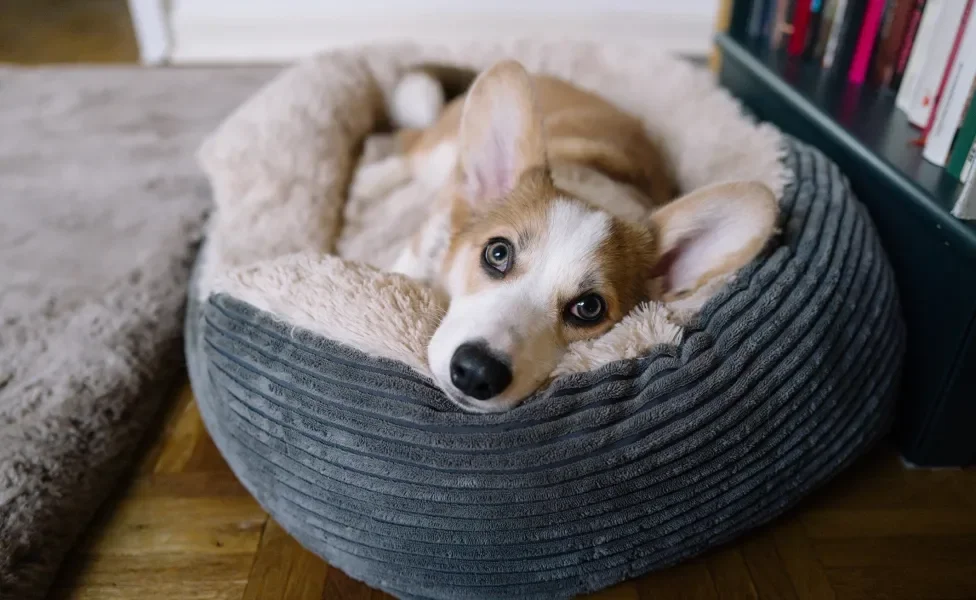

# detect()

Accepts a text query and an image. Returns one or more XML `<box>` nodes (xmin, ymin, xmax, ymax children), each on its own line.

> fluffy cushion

<box><xmin>187</xmin><ymin>40</ymin><xmax>903</xmax><ymax>599</ymax></box>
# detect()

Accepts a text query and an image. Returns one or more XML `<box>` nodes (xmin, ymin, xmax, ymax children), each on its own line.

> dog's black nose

<box><xmin>450</xmin><ymin>342</ymin><xmax>512</xmax><ymax>400</ymax></box>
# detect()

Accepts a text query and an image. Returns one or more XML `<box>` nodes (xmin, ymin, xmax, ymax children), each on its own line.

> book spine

<box><xmin>906</xmin><ymin>0</ymin><xmax>970</xmax><ymax>126</ymax></box>
<box><xmin>895</xmin><ymin>0</ymin><xmax>943</xmax><ymax>111</ymax></box>
<box><xmin>763</xmin><ymin>0</ymin><xmax>780</xmax><ymax>35</ymax></box>
<box><xmin>873</xmin><ymin>0</ymin><xmax>918</xmax><ymax>87</ymax></box>
<box><xmin>749</xmin><ymin>0</ymin><xmax>768</xmax><ymax>37</ymax></box>
<box><xmin>814</xmin><ymin>0</ymin><xmax>840</xmax><ymax>58</ymax></box>
<box><xmin>821</xmin><ymin>0</ymin><xmax>850</xmax><ymax>67</ymax></box>
<box><xmin>952</xmin><ymin>158</ymin><xmax>976</xmax><ymax>219</ymax></box>
<box><xmin>868</xmin><ymin>0</ymin><xmax>896</xmax><ymax>84</ymax></box>
<box><xmin>948</xmin><ymin>99</ymin><xmax>976</xmax><ymax>179</ymax></box>
<box><xmin>920</xmin><ymin>0</ymin><xmax>974</xmax><ymax>138</ymax></box>
<box><xmin>923</xmin><ymin>54</ymin><xmax>976</xmax><ymax>166</ymax></box>
<box><xmin>848</xmin><ymin>0</ymin><xmax>887</xmax><ymax>83</ymax></box>
<box><xmin>892</xmin><ymin>0</ymin><xmax>927</xmax><ymax>89</ymax></box>
<box><xmin>789</xmin><ymin>0</ymin><xmax>814</xmax><ymax>55</ymax></box>
<box><xmin>962</xmin><ymin>140</ymin><xmax>976</xmax><ymax>182</ymax></box>
<box><xmin>805</xmin><ymin>0</ymin><xmax>826</xmax><ymax>56</ymax></box>
<box><xmin>771</xmin><ymin>0</ymin><xmax>795</xmax><ymax>49</ymax></box>
<box><xmin>834</xmin><ymin>0</ymin><xmax>870</xmax><ymax>72</ymax></box>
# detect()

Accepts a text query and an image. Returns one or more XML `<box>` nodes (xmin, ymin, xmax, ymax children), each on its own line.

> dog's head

<box><xmin>428</xmin><ymin>61</ymin><xmax>777</xmax><ymax>412</ymax></box>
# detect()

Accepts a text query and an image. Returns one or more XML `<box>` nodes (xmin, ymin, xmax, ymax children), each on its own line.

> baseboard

<box><xmin>168</xmin><ymin>11</ymin><xmax>717</xmax><ymax>63</ymax></box>
<box><xmin>127</xmin><ymin>0</ymin><xmax>171</xmax><ymax>64</ymax></box>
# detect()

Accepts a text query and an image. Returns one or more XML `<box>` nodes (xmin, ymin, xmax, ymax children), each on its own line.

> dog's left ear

<box><xmin>457</xmin><ymin>60</ymin><xmax>548</xmax><ymax>206</ymax></box>
<box><xmin>648</xmin><ymin>181</ymin><xmax>778</xmax><ymax>301</ymax></box>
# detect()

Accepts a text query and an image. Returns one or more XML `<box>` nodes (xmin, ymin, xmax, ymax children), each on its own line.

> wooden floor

<box><xmin>0</xmin><ymin>0</ymin><xmax>139</xmax><ymax>64</ymax></box>
<box><xmin>9</xmin><ymin>2</ymin><xmax>976</xmax><ymax>599</ymax></box>
<box><xmin>47</xmin><ymin>381</ymin><xmax>976</xmax><ymax>600</ymax></box>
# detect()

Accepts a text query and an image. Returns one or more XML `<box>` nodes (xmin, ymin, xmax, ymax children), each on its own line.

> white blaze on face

<box><xmin>429</xmin><ymin>198</ymin><xmax>611</xmax><ymax>412</ymax></box>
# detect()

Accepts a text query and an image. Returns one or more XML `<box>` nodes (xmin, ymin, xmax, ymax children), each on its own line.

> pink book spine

<box><xmin>848</xmin><ymin>0</ymin><xmax>887</xmax><ymax>84</ymax></box>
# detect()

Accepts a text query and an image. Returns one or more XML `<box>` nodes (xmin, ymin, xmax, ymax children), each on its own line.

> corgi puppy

<box><xmin>353</xmin><ymin>60</ymin><xmax>777</xmax><ymax>413</ymax></box>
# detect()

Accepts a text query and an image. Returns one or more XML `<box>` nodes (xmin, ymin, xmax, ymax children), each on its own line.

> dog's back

<box><xmin>392</xmin><ymin>66</ymin><xmax>677</xmax><ymax>208</ymax></box>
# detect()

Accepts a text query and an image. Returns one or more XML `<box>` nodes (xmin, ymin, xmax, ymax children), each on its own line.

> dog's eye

<box><xmin>482</xmin><ymin>238</ymin><xmax>514</xmax><ymax>275</ymax></box>
<box><xmin>566</xmin><ymin>293</ymin><xmax>607</xmax><ymax>325</ymax></box>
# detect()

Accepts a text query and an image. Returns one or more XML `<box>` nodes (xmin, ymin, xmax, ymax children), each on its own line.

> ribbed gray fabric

<box><xmin>186</xmin><ymin>138</ymin><xmax>904</xmax><ymax>599</ymax></box>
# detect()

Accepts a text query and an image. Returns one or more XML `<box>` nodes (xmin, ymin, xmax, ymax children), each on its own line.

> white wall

<box><xmin>165</xmin><ymin>0</ymin><xmax>719</xmax><ymax>63</ymax></box>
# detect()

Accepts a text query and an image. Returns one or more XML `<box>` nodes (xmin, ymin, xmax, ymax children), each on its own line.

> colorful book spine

<box><xmin>821</xmin><ymin>0</ymin><xmax>850</xmax><ymax>67</ymax></box>
<box><xmin>947</xmin><ymin>99</ymin><xmax>976</xmax><ymax>180</ymax></box>
<box><xmin>789</xmin><ymin>0</ymin><xmax>814</xmax><ymax>55</ymax></box>
<box><xmin>804</xmin><ymin>0</ymin><xmax>826</xmax><ymax>57</ymax></box>
<box><xmin>828</xmin><ymin>0</ymin><xmax>871</xmax><ymax>72</ymax></box>
<box><xmin>895</xmin><ymin>0</ymin><xmax>943</xmax><ymax>112</ymax></box>
<box><xmin>920</xmin><ymin>0</ymin><xmax>974</xmax><ymax>138</ymax></box>
<box><xmin>848</xmin><ymin>0</ymin><xmax>887</xmax><ymax>84</ymax></box>
<box><xmin>892</xmin><ymin>0</ymin><xmax>928</xmax><ymax>89</ymax></box>
<box><xmin>762</xmin><ymin>0</ymin><xmax>780</xmax><ymax>36</ymax></box>
<box><xmin>904</xmin><ymin>0</ymin><xmax>971</xmax><ymax>127</ymax></box>
<box><xmin>749</xmin><ymin>0</ymin><xmax>769</xmax><ymax>37</ymax></box>
<box><xmin>873</xmin><ymin>0</ymin><xmax>918</xmax><ymax>87</ymax></box>
<box><xmin>771</xmin><ymin>0</ymin><xmax>795</xmax><ymax>49</ymax></box>
<box><xmin>814</xmin><ymin>0</ymin><xmax>840</xmax><ymax>58</ymax></box>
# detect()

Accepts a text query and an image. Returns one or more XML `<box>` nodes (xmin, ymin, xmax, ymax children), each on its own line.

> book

<box><xmin>848</xmin><ymin>0</ymin><xmax>887</xmax><ymax>84</ymax></box>
<box><xmin>749</xmin><ymin>0</ymin><xmax>769</xmax><ymax>37</ymax></box>
<box><xmin>952</xmin><ymin>158</ymin><xmax>976</xmax><ymax>219</ymax></box>
<box><xmin>962</xmin><ymin>139</ymin><xmax>976</xmax><ymax>182</ymax></box>
<box><xmin>891</xmin><ymin>0</ymin><xmax>928</xmax><ymax>90</ymax></box>
<box><xmin>872</xmin><ymin>0</ymin><xmax>918</xmax><ymax>87</ymax></box>
<box><xmin>895</xmin><ymin>0</ymin><xmax>943</xmax><ymax>111</ymax></box>
<box><xmin>763</xmin><ymin>0</ymin><xmax>780</xmax><ymax>37</ymax></box>
<box><xmin>904</xmin><ymin>0</ymin><xmax>971</xmax><ymax>127</ymax></box>
<box><xmin>813</xmin><ymin>0</ymin><xmax>841</xmax><ymax>58</ymax></box>
<box><xmin>789</xmin><ymin>0</ymin><xmax>814</xmax><ymax>55</ymax></box>
<box><xmin>771</xmin><ymin>0</ymin><xmax>797</xmax><ymax>49</ymax></box>
<box><xmin>948</xmin><ymin>98</ymin><xmax>976</xmax><ymax>179</ymax></box>
<box><xmin>867</xmin><ymin>1</ymin><xmax>896</xmax><ymax>82</ymax></box>
<box><xmin>823</xmin><ymin>0</ymin><xmax>867</xmax><ymax>71</ymax></box>
<box><xmin>923</xmin><ymin>20</ymin><xmax>976</xmax><ymax>167</ymax></box>
<box><xmin>919</xmin><ymin>0</ymin><xmax>974</xmax><ymax>139</ymax></box>
<box><xmin>804</xmin><ymin>0</ymin><xmax>826</xmax><ymax>57</ymax></box>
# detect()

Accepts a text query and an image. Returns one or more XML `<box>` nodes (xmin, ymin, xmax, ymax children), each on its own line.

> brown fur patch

<box><xmin>441</xmin><ymin>169</ymin><xmax>659</xmax><ymax>344</ymax></box>
<box><xmin>442</xmin><ymin>169</ymin><xmax>558</xmax><ymax>294</ymax></box>
<box><xmin>403</xmin><ymin>70</ymin><xmax>677</xmax><ymax>206</ymax></box>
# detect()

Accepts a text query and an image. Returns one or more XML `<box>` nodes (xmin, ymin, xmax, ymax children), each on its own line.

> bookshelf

<box><xmin>717</xmin><ymin>1</ymin><xmax>976</xmax><ymax>467</ymax></box>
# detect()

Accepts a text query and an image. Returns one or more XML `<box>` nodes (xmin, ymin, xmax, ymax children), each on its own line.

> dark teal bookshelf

<box><xmin>717</xmin><ymin>4</ymin><xmax>976</xmax><ymax>467</ymax></box>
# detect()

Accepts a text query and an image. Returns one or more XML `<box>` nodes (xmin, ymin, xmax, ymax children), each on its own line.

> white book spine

<box><xmin>952</xmin><ymin>158</ymin><xmax>976</xmax><ymax>219</ymax></box>
<box><xmin>905</xmin><ymin>0</ymin><xmax>970</xmax><ymax>127</ymax></box>
<box><xmin>923</xmin><ymin>20</ymin><xmax>976</xmax><ymax>166</ymax></box>
<box><xmin>962</xmin><ymin>140</ymin><xmax>976</xmax><ymax>182</ymax></box>
<box><xmin>896</xmin><ymin>0</ymin><xmax>944</xmax><ymax>112</ymax></box>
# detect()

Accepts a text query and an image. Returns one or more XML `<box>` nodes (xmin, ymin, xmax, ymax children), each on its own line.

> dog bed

<box><xmin>186</xmin><ymin>41</ymin><xmax>904</xmax><ymax>599</ymax></box>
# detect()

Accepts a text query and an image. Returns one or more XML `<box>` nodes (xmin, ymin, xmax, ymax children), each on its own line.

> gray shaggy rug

<box><xmin>0</xmin><ymin>66</ymin><xmax>276</xmax><ymax>599</ymax></box>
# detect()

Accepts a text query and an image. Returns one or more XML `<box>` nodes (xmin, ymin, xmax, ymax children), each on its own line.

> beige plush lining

<box><xmin>199</xmin><ymin>40</ymin><xmax>787</xmax><ymax>378</ymax></box>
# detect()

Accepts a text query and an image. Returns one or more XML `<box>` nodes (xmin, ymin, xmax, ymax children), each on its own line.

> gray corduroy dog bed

<box><xmin>186</xmin><ymin>41</ymin><xmax>904</xmax><ymax>599</ymax></box>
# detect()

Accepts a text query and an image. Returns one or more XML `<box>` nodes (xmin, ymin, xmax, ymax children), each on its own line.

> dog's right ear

<box><xmin>648</xmin><ymin>181</ymin><xmax>778</xmax><ymax>302</ymax></box>
<box><xmin>457</xmin><ymin>60</ymin><xmax>548</xmax><ymax>207</ymax></box>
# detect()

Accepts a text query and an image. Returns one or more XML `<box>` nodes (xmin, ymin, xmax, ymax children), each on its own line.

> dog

<box><xmin>352</xmin><ymin>60</ymin><xmax>778</xmax><ymax>413</ymax></box>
